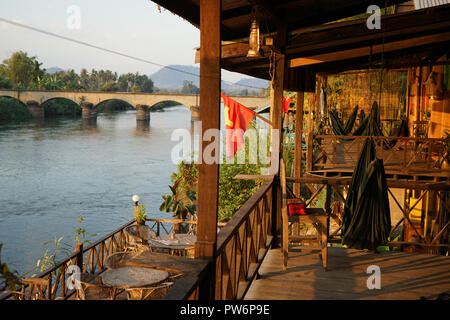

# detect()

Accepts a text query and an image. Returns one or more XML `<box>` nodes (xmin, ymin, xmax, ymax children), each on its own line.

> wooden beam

<box><xmin>269</xmin><ymin>23</ymin><xmax>287</xmax><ymax>241</ymax></box>
<box><xmin>289</xmin><ymin>32</ymin><xmax>450</xmax><ymax>68</ymax></box>
<box><xmin>195</xmin><ymin>0</ymin><xmax>221</xmax><ymax>263</ymax></box>
<box><xmin>293</xmin><ymin>92</ymin><xmax>304</xmax><ymax>197</ymax></box>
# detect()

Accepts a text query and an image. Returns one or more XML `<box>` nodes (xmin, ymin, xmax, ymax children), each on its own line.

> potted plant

<box><xmin>135</xmin><ymin>204</ymin><xmax>147</xmax><ymax>225</ymax></box>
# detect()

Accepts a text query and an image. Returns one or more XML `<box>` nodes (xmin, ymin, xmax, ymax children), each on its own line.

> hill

<box><xmin>45</xmin><ymin>67</ymin><xmax>65</xmax><ymax>74</ymax></box>
<box><xmin>150</xmin><ymin>65</ymin><xmax>269</xmax><ymax>94</ymax></box>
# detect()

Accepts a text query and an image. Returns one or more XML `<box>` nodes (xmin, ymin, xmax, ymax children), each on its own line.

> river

<box><xmin>0</xmin><ymin>106</ymin><xmax>191</xmax><ymax>275</ymax></box>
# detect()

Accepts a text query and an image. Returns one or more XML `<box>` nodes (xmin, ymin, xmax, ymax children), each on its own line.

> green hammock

<box><xmin>329</xmin><ymin>105</ymin><xmax>358</xmax><ymax>136</ymax></box>
<box><xmin>342</xmin><ymin>138</ymin><xmax>391</xmax><ymax>251</ymax></box>
<box><xmin>352</xmin><ymin>101</ymin><xmax>384</xmax><ymax>136</ymax></box>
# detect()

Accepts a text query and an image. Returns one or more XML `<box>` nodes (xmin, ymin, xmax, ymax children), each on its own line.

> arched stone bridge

<box><xmin>0</xmin><ymin>89</ymin><xmax>269</xmax><ymax>122</ymax></box>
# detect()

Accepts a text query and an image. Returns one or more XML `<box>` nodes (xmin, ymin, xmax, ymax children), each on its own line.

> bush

<box><xmin>0</xmin><ymin>97</ymin><xmax>32</xmax><ymax>121</ymax></box>
<box><xmin>96</xmin><ymin>99</ymin><xmax>134</xmax><ymax>112</ymax></box>
<box><xmin>43</xmin><ymin>99</ymin><xmax>81</xmax><ymax>116</ymax></box>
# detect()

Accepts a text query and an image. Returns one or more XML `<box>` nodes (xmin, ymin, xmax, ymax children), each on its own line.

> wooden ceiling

<box><xmin>152</xmin><ymin>0</ymin><xmax>409</xmax><ymax>40</ymax></box>
<box><xmin>153</xmin><ymin>1</ymin><xmax>450</xmax><ymax>89</ymax></box>
<box><xmin>217</xmin><ymin>4</ymin><xmax>450</xmax><ymax>81</ymax></box>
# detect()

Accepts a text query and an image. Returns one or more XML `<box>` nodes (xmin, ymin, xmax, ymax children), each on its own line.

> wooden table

<box><xmin>101</xmin><ymin>266</ymin><xmax>169</xmax><ymax>289</ymax></box>
<box><xmin>148</xmin><ymin>234</ymin><xmax>196</xmax><ymax>257</ymax></box>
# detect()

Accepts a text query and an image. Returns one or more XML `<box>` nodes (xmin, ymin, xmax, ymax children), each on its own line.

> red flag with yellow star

<box><xmin>221</xmin><ymin>93</ymin><xmax>256</xmax><ymax>158</ymax></box>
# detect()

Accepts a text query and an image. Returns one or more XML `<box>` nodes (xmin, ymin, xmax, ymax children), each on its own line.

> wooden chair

<box><xmin>280</xmin><ymin>158</ymin><xmax>329</xmax><ymax>271</ymax></box>
<box><xmin>125</xmin><ymin>225</ymin><xmax>156</xmax><ymax>252</ymax></box>
<box><xmin>125</xmin><ymin>282</ymin><xmax>174</xmax><ymax>300</ymax></box>
<box><xmin>76</xmin><ymin>273</ymin><xmax>124</xmax><ymax>300</ymax></box>
<box><xmin>14</xmin><ymin>277</ymin><xmax>51</xmax><ymax>300</ymax></box>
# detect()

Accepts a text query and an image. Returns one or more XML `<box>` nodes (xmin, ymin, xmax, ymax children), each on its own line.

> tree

<box><xmin>0</xmin><ymin>73</ymin><xmax>12</xmax><ymax>89</ymax></box>
<box><xmin>100</xmin><ymin>81</ymin><xmax>119</xmax><ymax>92</ymax></box>
<box><xmin>181</xmin><ymin>80</ymin><xmax>199</xmax><ymax>94</ymax></box>
<box><xmin>1</xmin><ymin>51</ymin><xmax>45</xmax><ymax>87</ymax></box>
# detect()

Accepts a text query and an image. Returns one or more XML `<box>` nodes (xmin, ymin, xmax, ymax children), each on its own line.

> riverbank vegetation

<box><xmin>160</xmin><ymin>121</ymin><xmax>266</xmax><ymax>223</ymax></box>
<box><xmin>0</xmin><ymin>97</ymin><xmax>32</xmax><ymax>121</ymax></box>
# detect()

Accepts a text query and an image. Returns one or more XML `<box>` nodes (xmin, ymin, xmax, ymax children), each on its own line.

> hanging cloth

<box><xmin>352</xmin><ymin>101</ymin><xmax>384</xmax><ymax>136</ymax></box>
<box><xmin>320</xmin><ymin>86</ymin><xmax>326</xmax><ymax>117</ymax></box>
<box><xmin>342</xmin><ymin>138</ymin><xmax>391</xmax><ymax>251</ymax></box>
<box><xmin>329</xmin><ymin>105</ymin><xmax>358</xmax><ymax>136</ymax></box>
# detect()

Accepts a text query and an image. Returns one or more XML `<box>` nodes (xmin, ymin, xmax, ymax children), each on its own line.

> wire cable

<box><xmin>0</xmin><ymin>17</ymin><xmax>268</xmax><ymax>90</ymax></box>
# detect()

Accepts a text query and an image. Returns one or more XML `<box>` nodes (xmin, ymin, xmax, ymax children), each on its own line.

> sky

<box><xmin>0</xmin><ymin>0</ymin><xmax>246</xmax><ymax>82</ymax></box>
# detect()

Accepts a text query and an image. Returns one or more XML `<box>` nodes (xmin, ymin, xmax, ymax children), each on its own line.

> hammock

<box><xmin>342</xmin><ymin>138</ymin><xmax>391</xmax><ymax>251</ymax></box>
<box><xmin>352</xmin><ymin>101</ymin><xmax>384</xmax><ymax>136</ymax></box>
<box><xmin>329</xmin><ymin>105</ymin><xmax>358</xmax><ymax>136</ymax></box>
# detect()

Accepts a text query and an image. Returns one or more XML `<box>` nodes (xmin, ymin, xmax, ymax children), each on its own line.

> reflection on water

<box><xmin>0</xmin><ymin>107</ymin><xmax>190</xmax><ymax>274</ymax></box>
<box><xmin>135</xmin><ymin>120</ymin><xmax>150</xmax><ymax>137</ymax></box>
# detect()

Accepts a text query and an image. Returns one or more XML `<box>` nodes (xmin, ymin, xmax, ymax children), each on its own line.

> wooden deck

<box><xmin>244</xmin><ymin>247</ymin><xmax>450</xmax><ymax>300</ymax></box>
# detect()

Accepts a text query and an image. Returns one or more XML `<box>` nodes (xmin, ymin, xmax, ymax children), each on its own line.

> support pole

<box><xmin>269</xmin><ymin>24</ymin><xmax>286</xmax><ymax>242</ymax></box>
<box><xmin>293</xmin><ymin>92</ymin><xmax>304</xmax><ymax>198</ymax></box>
<box><xmin>195</xmin><ymin>0</ymin><xmax>221</xmax><ymax>263</ymax></box>
<box><xmin>306</xmin><ymin>92</ymin><xmax>315</xmax><ymax>173</ymax></box>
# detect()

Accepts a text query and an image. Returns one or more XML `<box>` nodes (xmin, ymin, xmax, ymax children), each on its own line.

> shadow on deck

<box><xmin>244</xmin><ymin>247</ymin><xmax>450</xmax><ymax>300</ymax></box>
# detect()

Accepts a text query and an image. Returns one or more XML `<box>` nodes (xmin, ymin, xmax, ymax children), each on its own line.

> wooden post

<box><xmin>306</xmin><ymin>91</ymin><xmax>315</xmax><ymax>173</ymax></box>
<box><xmin>269</xmin><ymin>24</ymin><xmax>286</xmax><ymax>242</ymax></box>
<box><xmin>75</xmin><ymin>243</ymin><xmax>83</xmax><ymax>272</ymax></box>
<box><xmin>293</xmin><ymin>92</ymin><xmax>304</xmax><ymax>197</ymax></box>
<box><xmin>195</xmin><ymin>0</ymin><xmax>221</xmax><ymax>261</ymax></box>
<box><xmin>292</xmin><ymin>92</ymin><xmax>304</xmax><ymax>236</ymax></box>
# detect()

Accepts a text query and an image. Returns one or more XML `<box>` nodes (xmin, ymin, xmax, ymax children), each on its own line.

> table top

<box><xmin>101</xmin><ymin>266</ymin><xmax>169</xmax><ymax>288</ymax></box>
<box><xmin>149</xmin><ymin>234</ymin><xmax>196</xmax><ymax>249</ymax></box>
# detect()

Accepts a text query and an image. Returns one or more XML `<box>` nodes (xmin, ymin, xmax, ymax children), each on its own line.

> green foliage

<box><xmin>100</xmin><ymin>81</ymin><xmax>119</xmax><ymax>92</ymax></box>
<box><xmin>96</xmin><ymin>99</ymin><xmax>134</xmax><ymax>112</ymax></box>
<box><xmin>160</xmin><ymin>162</ymin><xmax>198</xmax><ymax>219</ymax></box>
<box><xmin>34</xmin><ymin>237</ymin><xmax>66</xmax><ymax>275</ymax></box>
<box><xmin>135</xmin><ymin>204</ymin><xmax>147</xmax><ymax>223</ymax></box>
<box><xmin>117</xmin><ymin>72</ymin><xmax>154</xmax><ymax>93</ymax></box>
<box><xmin>0</xmin><ymin>73</ymin><xmax>13</xmax><ymax>89</ymax></box>
<box><xmin>0</xmin><ymin>97</ymin><xmax>32</xmax><ymax>121</ymax></box>
<box><xmin>151</xmin><ymin>101</ymin><xmax>181</xmax><ymax>112</ymax></box>
<box><xmin>218</xmin><ymin>163</ymin><xmax>260</xmax><ymax>221</ymax></box>
<box><xmin>1</xmin><ymin>51</ymin><xmax>45</xmax><ymax>86</ymax></box>
<box><xmin>73</xmin><ymin>216</ymin><xmax>98</xmax><ymax>245</ymax></box>
<box><xmin>160</xmin><ymin>121</ymin><xmax>268</xmax><ymax>222</ymax></box>
<box><xmin>181</xmin><ymin>80</ymin><xmax>199</xmax><ymax>94</ymax></box>
<box><xmin>34</xmin><ymin>75</ymin><xmax>64</xmax><ymax>90</ymax></box>
<box><xmin>0</xmin><ymin>243</ymin><xmax>21</xmax><ymax>293</ymax></box>
<box><xmin>42</xmin><ymin>99</ymin><xmax>81</xmax><ymax>116</ymax></box>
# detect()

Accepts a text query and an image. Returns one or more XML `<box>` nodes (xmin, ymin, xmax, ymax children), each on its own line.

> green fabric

<box><xmin>352</xmin><ymin>101</ymin><xmax>384</xmax><ymax>136</ymax></box>
<box><xmin>342</xmin><ymin>138</ymin><xmax>391</xmax><ymax>250</ymax></box>
<box><xmin>329</xmin><ymin>105</ymin><xmax>358</xmax><ymax>136</ymax></box>
<box><xmin>359</xmin><ymin>109</ymin><xmax>365</xmax><ymax>124</ymax></box>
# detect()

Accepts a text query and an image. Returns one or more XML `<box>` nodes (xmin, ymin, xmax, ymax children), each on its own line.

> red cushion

<box><xmin>288</xmin><ymin>202</ymin><xmax>307</xmax><ymax>216</ymax></box>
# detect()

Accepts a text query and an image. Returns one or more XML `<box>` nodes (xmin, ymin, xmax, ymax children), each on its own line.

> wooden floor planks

<box><xmin>244</xmin><ymin>247</ymin><xmax>450</xmax><ymax>300</ymax></box>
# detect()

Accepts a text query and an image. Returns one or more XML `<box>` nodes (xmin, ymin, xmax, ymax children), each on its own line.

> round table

<box><xmin>148</xmin><ymin>234</ymin><xmax>196</xmax><ymax>257</ymax></box>
<box><xmin>101</xmin><ymin>267</ymin><xmax>169</xmax><ymax>288</ymax></box>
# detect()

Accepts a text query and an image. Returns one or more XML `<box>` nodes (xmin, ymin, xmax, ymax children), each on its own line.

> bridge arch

<box><xmin>150</xmin><ymin>100</ymin><xmax>190</xmax><ymax>111</ymax></box>
<box><xmin>94</xmin><ymin>99</ymin><xmax>134</xmax><ymax>112</ymax></box>
<box><xmin>41</xmin><ymin>97</ymin><xmax>81</xmax><ymax>116</ymax></box>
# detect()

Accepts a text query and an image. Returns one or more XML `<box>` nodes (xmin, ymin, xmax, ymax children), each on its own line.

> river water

<box><xmin>0</xmin><ymin>106</ymin><xmax>191</xmax><ymax>275</ymax></box>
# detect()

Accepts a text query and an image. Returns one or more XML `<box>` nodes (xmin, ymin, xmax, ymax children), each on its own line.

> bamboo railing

<box><xmin>0</xmin><ymin>217</ymin><xmax>225</xmax><ymax>300</ymax></box>
<box><xmin>1</xmin><ymin>180</ymin><xmax>276</xmax><ymax>300</ymax></box>
<box><xmin>313</xmin><ymin>135</ymin><xmax>448</xmax><ymax>173</ymax></box>
<box><xmin>181</xmin><ymin>178</ymin><xmax>276</xmax><ymax>300</ymax></box>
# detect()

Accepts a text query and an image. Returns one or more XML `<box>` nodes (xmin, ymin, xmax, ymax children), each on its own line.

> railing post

<box><xmin>75</xmin><ymin>243</ymin><xmax>83</xmax><ymax>272</ymax></box>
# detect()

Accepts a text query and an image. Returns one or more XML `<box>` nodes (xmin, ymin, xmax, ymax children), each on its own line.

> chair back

<box><xmin>125</xmin><ymin>282</ymin><xmax>174</xmax><ymax>300</ymax></box>
<box><xmin>16</xmin><ymin>277</ymin><xmax>51</xmax><ymax>300</ymax></box>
